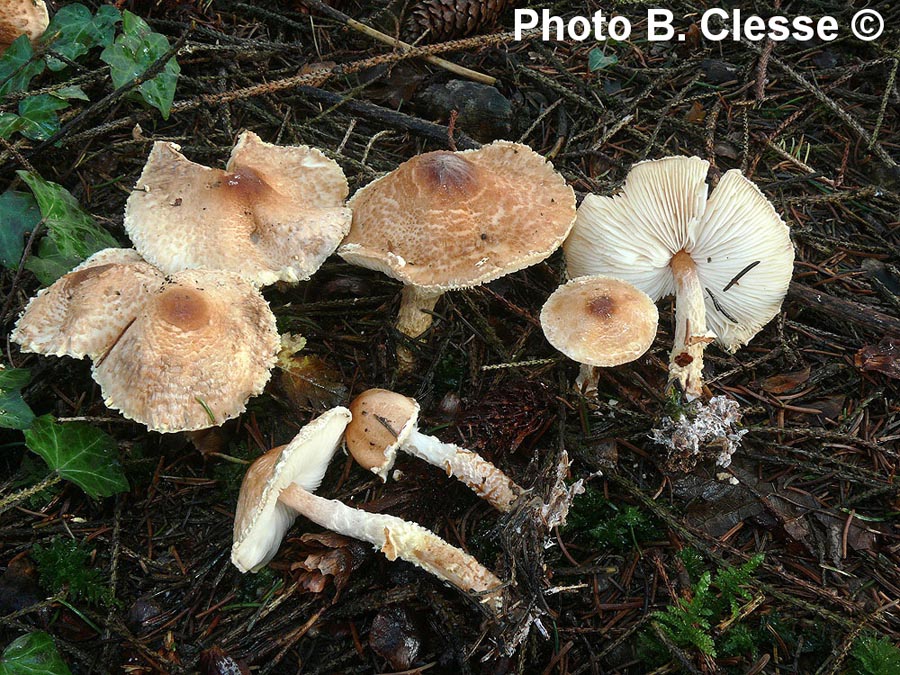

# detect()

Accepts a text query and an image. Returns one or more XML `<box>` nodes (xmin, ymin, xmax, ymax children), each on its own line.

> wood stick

<box><xmin>301</xmin><ymin>0</ymin><xmax>496</xmax><ymax>85</ymax></box>
<box><xmin>788</xmin><ymin>282</ymin><xmax>900</xmax><ymax>337</ymax></box>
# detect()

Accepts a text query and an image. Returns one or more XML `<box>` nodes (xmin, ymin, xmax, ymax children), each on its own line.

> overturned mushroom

<box><xmin>1</xmin><ymin>0</ymin><xmax>48</xmax><ymax>52</ymax></box>
<box><xmin>564</xmin><ymin>157</ymin><xmax>793</xmax><ymax>399</ymax></box>
<box><xmin>232</xmin><ymin>407</ymin><xmax>503</xmax><ymax>611</ymax></box>
<box><xmin>339</xmin><ymin>141</ymin><xmax>576</xmax><ymax>338</ymax></box>
<box><xmin>540</xmin><ymin>275</ymin><xmax>658</xmax><ymax>392</ymax></box>
<box><xmin>125</xmin><ymin>131</ymin><xmax>352</xmax><ymax>286</ymax></box>
<box><xmin>345</xmin><ymin>389</ymin><xmax>522</xmax><ymax>512</ymax></box>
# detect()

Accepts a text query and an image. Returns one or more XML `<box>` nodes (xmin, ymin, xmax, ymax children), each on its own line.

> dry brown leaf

<box><xmin>759</xmin><ymin>367</ymin><xmax>811</xmax><ymax>394</ymax></box>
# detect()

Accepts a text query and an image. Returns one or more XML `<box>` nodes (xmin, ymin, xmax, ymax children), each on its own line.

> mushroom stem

<box><xmin>669</xmin><ymin>251</ymin><xmax>713</xmax><ymax>399</ymax></box>
<box><xmin>404</xmin><ymin>429</ymin><xmax>523</xmax><ymax>512</ymax></box>
<box><xmin>396</xmin><ymin>286</ymin><xmax>443</xmax><ymax>338</ymax></box>
<box><xmin>279</xmin><ymin>483</ymin><xmax>503</xmax><ymax>611</ymax></box>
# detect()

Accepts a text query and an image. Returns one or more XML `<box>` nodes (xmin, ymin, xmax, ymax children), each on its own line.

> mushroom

<box><xmin>540</xmin><ymin>275</ymin><xmax>658</xmax><ymax>393</ymax></box>
<box><xmin>0</xmin><ymin>0</ymin><xmax>49</xmax><ymax>52</ymax></box>
<box><xmin>345</xmin><ymin>389</ymin><xmax>522</xmax><ymax>512</ymax></box>
<box><xmin>338</xmin><ymin>141</ymin><xmax>576</xmax><ymax>338</ymax></box>
<box><xmin>232</xmin><ymin>407</ymin><xmax>503</xmax><ymax>611</ymax></box>
<box><xmin>92</xmin><ymin>269</ymin><xmax>279</xmax><ymax>432</ymax></box>
<box><xmin>125</xmin><ymin>131</ymin><xmax>352</xmax><ymax>286</ymax></box>
<box><xmin>564</xmin><ymin>157</ymin><xmax>793</xmax><ymax>399</ymax></box>
<box><xmin>11</xmin><ymin>248</ymin><xmax>164</xmax><ymax>360</ymax></box>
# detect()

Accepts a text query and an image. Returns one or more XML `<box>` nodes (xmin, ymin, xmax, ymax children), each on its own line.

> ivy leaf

<box><xmin>0</xmin><ymin>631</ymin><xmax>72</xmax><ymax>675</ymax></box>
<box><xmin>588</xmin><ymin>48</ymin><xmax>618</xmax><ymax>72</ymax></box>
<box><xmin>16</xmin><ymin>95</ymin><xmax>69</xmax><ymax>141</ymax></box>
<box><xmin>0</xmin><ymin>36</ymin><xmax>45</xmax><ymax>96</ymax></box>
<box><xmin>0</xmin><ymin>190</ymin><xmax>40</xmax><ymax>269</ymax></box>
<box><xmin>16</xmin><ymin>171</ymin><xmax>118</xmax><ymax>284</ymax></box>
<box><xmin>23</xmin><ymin>238</ymin><xmax>81</xmax><ymax>287</ymax></box>
<box><xmin>52</xmin><ymin>85</ymin><xmax>89</xmax><ymax>101</ymax></box>
<box><xmin>41</xmin><ymin>3</ymin><xmax>122</xmax><ymax>72</ymax></box>
<box><xmin>100</xmin><ymin>10</ymin><xmax>180</xmax><ymax>119</ymax></box>
<box><xmin>24</xmin><ymin>416</ymin><xmax>129</xmax><ymax>499</ymax></box>
<box><xmin>0</xmin><ymin>368</ymin><xmax>34</xmax><ymax>431</ymax></box>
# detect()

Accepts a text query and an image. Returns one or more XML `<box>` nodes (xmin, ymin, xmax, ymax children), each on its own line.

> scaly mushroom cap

<box><xmin>11</xmin><ymin>249</ymin><xmax>164</xmax><ymax>360</ymax></box>
<box><xmin>339</xmin><ymin>141</ymin><xmax>576</xmax><ymax>293</ymax></box>
<box><xmin>92</xmin><ymin>269</ymin><xmax>279</xmax><ymax>433</ymax></box>
<box><xmin>0</xmin><ymin>0</ymin><xmax>49</xmax><ymax>51</ymax></box>
<box><xmin>232</xmin><ymin>407</ymin><xmax>352</xmax><ymax>572</ymax></box>
<box><xmin>564</xmin><ymin>157</ymin><xmax>794</xmax><ymax>351</ymax></box>
<box><xmin>345</xmin><ymin>389</ymin><xmax>419</xmax><ymax>481</ymax></box>
<box><xmin>540</xmin><ymin>275</ymin><xmax>658</xmax><ymax>367</ymax></box>
<box><xmin>124</xmin><ymin>131</ymin><xmax>352</xmax><ymax>286</ymax></box>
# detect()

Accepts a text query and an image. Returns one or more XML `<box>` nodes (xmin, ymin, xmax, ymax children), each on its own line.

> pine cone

<box><xmin>403</xmin><ymin>0</ymin><xmax>515</xmax><ymax>42</ymax></box>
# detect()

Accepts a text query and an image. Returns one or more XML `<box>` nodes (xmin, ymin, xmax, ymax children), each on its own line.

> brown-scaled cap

<box><xmin>345</xmin><ymin>389</ymin><xmax>419</xmax><ymax>481</ymax></box>
<box><xmin>125</xmin><ymin>131</ymin><xmax>352</xmax><ymax>286</ymax></box>
<box><xmin>232</xmin><ymin>407</ymin><xmax>351</xmax><ymax>572</ymax></box>
<box><xmin>1</xmin><ymin>0</ymin><xmax>49</xmax><ymax>51</ymax></box>
<box><xmin>339</xmin><ymin>141</ymin><xmax>576</xmax><ymax>293</ymax></box>
<box><xmin>11</xmin><ymin>248</ymin><xmax>164</xmax><ymax>360</ymax></box>
<box><xmin>540</xmin><ymin>275</ymin><xmax>658</xmax><ymax>367</ymax></box>
<box><xmin>92</xmin><ymin>269</ymin><xmax>279</xmax><ymax>433</ymax></box>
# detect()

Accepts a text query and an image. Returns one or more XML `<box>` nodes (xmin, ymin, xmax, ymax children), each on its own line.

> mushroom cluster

<box><xmin>12</xmin><ymin>131</ymin><xmax>354</xmax><ymax>432</ymax></box>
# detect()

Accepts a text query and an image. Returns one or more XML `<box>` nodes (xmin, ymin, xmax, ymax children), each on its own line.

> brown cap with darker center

<box><xmin>125</xmin><ymin>131</ymin><xmax>352</xmax><ymax>286</ymax></box>
<box><xmin>540</xmin><ymin>275</ymin><xmax>659</xmax><ymax>367</ymax></box>
<box><xmin>92</xmin><ymin>269</ymin><xmax>279</xmax><ymax>433</ymax></box>
<box><xmin>339</xmin><ymin>141</ymin><xmax>576</xmax><ymax>293</ymax></box>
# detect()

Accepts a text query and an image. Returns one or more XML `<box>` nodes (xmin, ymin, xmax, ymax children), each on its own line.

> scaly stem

<box><xmin>396</xmin><ymin>286</ymin><xmax>443</xmax><ymax>339</ymax></box>
<box><xmin>669</xmin><ymin>251</ymin><xmax>713</xmax><ymax>400</ymax></box>
<box><xmin>280</xmin><ymin>484</ymin><xmax>503</xmax><ymax>611</ymax></box>
<box><xmin>405</xmin><ymin>430</ymin><xmax>522</xmax><ymax>512</ymax></box>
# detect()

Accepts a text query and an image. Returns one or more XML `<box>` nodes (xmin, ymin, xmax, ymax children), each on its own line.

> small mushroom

<box><xmin>12</xmin><ymin>248</ymin><xmax>163</xmax><ymax>360</ymax></box>
<box><xmin>125</xmin><ymin>131</ymin><xmax>352</xmax><ymax>286</ymax></box>
<box><xmin>564</xmin><ymin>157</ymin><xmax>793</xmax><ymax>399</ymax></box>
<box><xmin>345</xmin><ymin>389</ymin><xmax>522</xmax><ymax>512</ymax></box>
<box><xmin>0</xmin><ymin>0</ymin><xmax>49</xmax><ymax>52</ymax></box>
<box><xmin>232</xmin><ymin>407</ymin><xmax>503</xmax><ymax>611</ymax></box>
<box><xmin>92</xmin><ymin>269</ymin><xmax>279</xmax><ymax>432</ymax></box>
<box><xmin>540</xmin><ymin>275</ymin><xmax>658</xmax><ymax>393</ymax></box>
<box><xmin>339</xmin><ymin>141</ymin><xmax>576</xmax><ymax>339</ymax></box>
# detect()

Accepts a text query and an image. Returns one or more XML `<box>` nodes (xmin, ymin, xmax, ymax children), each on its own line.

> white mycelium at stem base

<box><xmin>669</xmin><ymin>250</ymin><xmax>715</xmax><ymax>399</ymax></box>
<box><xmin>277</xmin><ymin>483</ymin><xmax>503</xmax><ymax>611</ymax></box>
<box><xmin>346</xmin><ymin>389</ymin><xmax>523</xmax><ymax>512</ymax></box>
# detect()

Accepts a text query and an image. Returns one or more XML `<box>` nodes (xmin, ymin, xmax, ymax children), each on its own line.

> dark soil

<box><xmin>1</xmin><ymin>1</ymin><xmax>899</xmax><ymax>673</ymax></box>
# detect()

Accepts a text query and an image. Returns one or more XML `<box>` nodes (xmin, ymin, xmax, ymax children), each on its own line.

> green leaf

<box><xmin>0</xmin><ymin>631</ymin><xmax>72</xmax><ymax>675</ymax></box>
<box><xmin>23</xmin><ymin>238</ymin><xmax>82</xmax><ymax>286</ymax></box>
<box><xmin>100</xmin><ymin>10</ymin><xmax>180</xmax><ymax>119</ymax></box>
<box><xmin>16</xmin><ymin>95</ymin><xmax>69</xmax><ymax>141</ymax></box>
<box><xmin>0</xmin><ymin>36</ymin><xmax>45</xmax><ymax>96</ymax></box>
<box><xmin>52</xmin><ymin>85</ymin><xmax>89</xmax><ymax>101</ymax></box>
<box><xmin>588</xmin><ymin>48</ymin><xmax>618</xmax><ymax>72</ymax></box>
<box><xmin>24</xmin><ymin>416</ymin><xmax>129</xmax><ymax>499</ymax></box>
<box><xmin>0</xmin><ymin>190</ymin><xmax>41</xmax><ymax>269</ymax></box>
<box><xmin>16</xmin><ymin>171</ymin><xmax>118</xmax><ymax>284</ymax></box>
<box><xmin>0</xmin><ymin>368</ymin><xmax>34</xmax><ymax>430</ymax></box>
<box><xmin>0</xmin><ymin>369</ymin><xmax>31</xmax><ymax>391</ymax></box>
<box><xmin>41</xmin><ymin>3</ymin><xmax>122</xmax><ymax>72</ymax></box>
